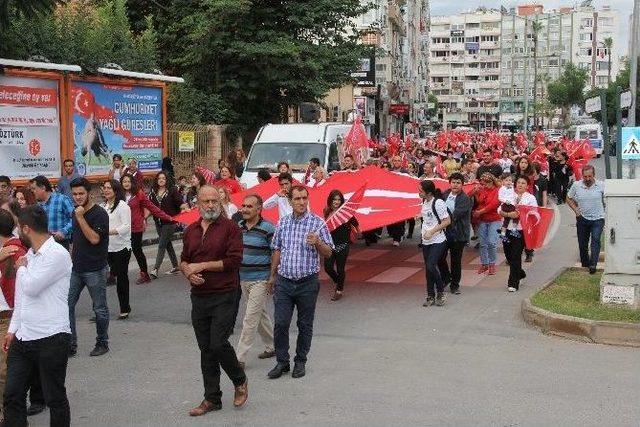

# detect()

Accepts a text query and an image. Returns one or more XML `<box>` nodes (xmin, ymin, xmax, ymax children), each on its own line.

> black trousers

<box><xmin>108</xmin><ymin>248</ymin><xmax>132</xmax><ymax>313</ymax></box>
<box><xmin>191</xmin><ymin>290</ymin><xmax>246</xmax><ymax>405</ymax></box>
<box><xmin>3</xmin><ymin>333</ymin><xmax>71</xmax><ymax>427</ymax></box>
<box><xmin>324</xmin><ymin>245</ymin><xmax>350</xmax><ymax>291</ymax></box>
<box><xmin>387</xmin><ymin>222</ymin><xmax>405</xmax><ymax>243</ymax></box>
<box><xmin>28</xmin><ymin>368</ymin><xmax>44</xmax><ymax>406</ymax></box>
<box><xmin>504</xmin><ymin>232</ymin><xmax>526</xmax><ymax>289</ymax></box>
<box><xmin>438</xmin><ymin>240</ymin><xmax>466</xmax><ymax>290</ymax></box>
<box><xmin>406</xmin><ymin>219</ymin><xmax>416</xmax><ymax>237</ymax></box>
<box><xmin>131</xmin><ymin>231</ymin><xmax>148</xmax><ymax>273</ymax></box>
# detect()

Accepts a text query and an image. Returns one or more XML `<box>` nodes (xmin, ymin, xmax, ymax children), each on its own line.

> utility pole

<box><xmin>628</xmin><ymin>0</ymin><xmax>639</xmax><ymax>178</ymax></box>
<box><xmin>523</xmin><ymin>17</ymin><xmax>530</xmax><ymax>134</ymax></box>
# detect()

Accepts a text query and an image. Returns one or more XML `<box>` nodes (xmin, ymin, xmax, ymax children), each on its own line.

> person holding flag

<box><xmin>499</xmin><ymin>176</ymin><xmax>538</xmax><ymax>292</ymax></box>
<box><xmin>323</xmin><ymin>190</ymin><xmax>360</xmax><ymax>302</ymax></box>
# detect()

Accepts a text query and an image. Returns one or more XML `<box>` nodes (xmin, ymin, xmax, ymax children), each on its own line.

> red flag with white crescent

<box><xmin>195</xmin><ymin>166</ymin><xmax>217</xmax><ymax>185</ymax></box>
<box><xmin>325</xmin><ymin>182</ymin><xmax>367</xmax><ymax>232</ymax></box>
<box><xmin>517</xmin><ymin>205</ymin><xmax>554</xmax><ymax>250</ymax></box>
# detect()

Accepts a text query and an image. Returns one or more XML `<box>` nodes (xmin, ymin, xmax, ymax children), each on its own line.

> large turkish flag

<box><xmin>517</xmin><ymin>205</ymin><xmax>554</xmax><ymax>250</ymax></box>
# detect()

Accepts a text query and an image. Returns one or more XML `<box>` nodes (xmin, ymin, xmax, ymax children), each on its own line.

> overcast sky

<box><xmin>431</xmin><ymin>1</ymin><xmax>631</xmax><ymax>55</ymax></box>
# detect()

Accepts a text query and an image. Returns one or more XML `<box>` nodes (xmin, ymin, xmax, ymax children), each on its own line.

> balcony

<box><xmin>387</xmin><ymin>2</ymin><xmax>405</xmax><ymax>32</ymax></box>
<box><xmin>430</xmin><ymin>43</ymin><xmax>450</xmax><ymax>51</ymax></box>
<box><xmin>479</xmin><ymin>80</ymin><xmax>500</xmax><ymax>89</ymax></box>
<box><xmin>479</xmin><ymin>41</ymin><xmax>499</xmax><ymax>49</ymax></box>
<box><xmin>479</xmin><ymin>55</ymin><xmax>500</xmax><ymax>62</ymax></box>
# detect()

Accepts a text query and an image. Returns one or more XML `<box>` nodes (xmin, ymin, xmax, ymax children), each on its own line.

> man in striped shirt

<box><xmin>236</xmin><ymin>194</ymin><xmax>276</xmax><ymax>368</ymax></box>
<box><xmin>267</xmin><ymin>186</ymin><xmax>333</xmax><ymax>379</ymax></box>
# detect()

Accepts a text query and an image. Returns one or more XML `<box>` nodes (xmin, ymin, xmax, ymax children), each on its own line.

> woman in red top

<box><xmin>472</xmin><ymin>172</ymin><xmax>502</xmax><ymax>275</ymax></box>
<box><xmin>215</xmin><ymin>166</ymin><xmax>242</xmax><ymax>194</ymax></box>
<box><xmin>120</xmin><ymin>174</ymin><xmax>174</xmax><ymax>284</ymax></box>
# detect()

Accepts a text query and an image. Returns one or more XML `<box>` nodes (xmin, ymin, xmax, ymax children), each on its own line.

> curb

<box><xmin>521</xmin><ymin>270</ymin><xmax>640</xmax><ymax>347</ymax></box>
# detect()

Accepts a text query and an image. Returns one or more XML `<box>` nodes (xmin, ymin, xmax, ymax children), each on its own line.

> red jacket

<box><xmin>474</xmin><ymin>186</ymin><xmax>501</xmax><ymax>222</ymax></box>
<box><xmin>215</xmin><ymin>178</ymin><xmax>242</xmax><ymax>194</ymax></box>
<box><xmin>128</xmin><ymin>190</ymin><xmax>174</xmax><ymax>233</ymax></box>
<box><xmin>1</xmin><ymin>237</ymin><xmax>28</xmax><ymax>309</ymax></box>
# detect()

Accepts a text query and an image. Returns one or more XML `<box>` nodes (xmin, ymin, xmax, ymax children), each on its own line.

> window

<box><xmin>597</xmin><ymin>76</ymin><xmax>608</xmax><ymax>85</ymax></box>
<box><xmin>597</xmin><ymin>61</ymin><xmax>609</xmax><ymax>71</ymax></box>
<box><xmin>465</xmin><ymin>36</ymin><xmax>480</xmax><ymax>43</ymax></box>
<box><xmin>433</xmin><ymin>51</ymin><xmax>449</xmax><ymax>57</ymax></box>
<box><xmin>579</xmin><ymin>62</ymin><xmax>590</xmax><ymax>70</ymax></box>
<box><xmin>466</xmin><ymin>23</ymin><xmax>480</xmax><ymax>29</ymax></box>
<box><xmin>580</xmin><ymin>33</ymin><xmax>593</xmax><ymax>42</ymax></box>
<box><xmin>451</xmin><ymin>24</ymin><xmax>464</xmax><ymax>30</ymax></box>
<box><xmin>549</xmin><ymin>58</ymin><xmax>559</xmax><ymax>66</ymax></box>
<box><xmin>501</xmin><ymin>88</ymin><xmax>511</xmax><ymax>96</ymax></box>
<box><xmin>503</xmin><ymin>47</ymin><xmax>512</xmax><ymax>54</ymax></box>
<box><xmin>451</xmin><ymin>36</ymin><xmax>465</xmax><ymax>43</ymax></box>
<box><xmin>375</xmin><ymin>64</ymin><xmax>386</xmax><ymax>72</ymax></box>
<box><xmin>452</xmin><ymin>63</ymin><xmax>464</xmax><ymax>68</ymax></box>
<box><xmin>581</xmin><ymin>18</ymin><xmax>593</xmax><ymax>27</ymax></box>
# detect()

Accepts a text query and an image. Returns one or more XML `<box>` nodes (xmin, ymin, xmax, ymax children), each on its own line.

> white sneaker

<box><xmin>392</xmin><ymin>241</ymin><xmax>400</xmax><ymax>247</ymax></box>
<box><xmin>165</xmin><ymin>267</ymin><xmax>180</xmax><ymax>275</ymax></box>
<box><xmin>149</xmin><ymin>269</ymin><xmax>158</xmax><ymax>280</ymax></box>
<box><xmin>507</xmin><ymin>287</ymin><xmax>516</xmax><ymax>292</ymax></box>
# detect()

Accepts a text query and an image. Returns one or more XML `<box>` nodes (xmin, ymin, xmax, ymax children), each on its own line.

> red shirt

<box><xmin>181</xmin><ymin>216</ymin><xmax>243</xmax><ymax>295</ymax></box>
<box><xmin>215</xmin><ymin>178</ymin><xmax>242</xmax><ymax>195</ymax></box>
<box><xmin>474</xmin><ymin>186</ymin><xmax>501</xmax><ymax>222</ymax></box>
<box><xmin>128</xmin><ymin>190</ymin><xmax>174</xmax><ymax>233</ymax></box>
<box><xmin>1</xmin><ymin>237</ymin><xmax>28</xmax><ymax>309</ymax></box>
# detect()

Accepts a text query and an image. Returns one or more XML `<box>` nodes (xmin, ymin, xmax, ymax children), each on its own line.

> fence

<box><xmin>166</xmin><ymin>123</ymin><xmax>236</xmax><ymax>179</ymax></box>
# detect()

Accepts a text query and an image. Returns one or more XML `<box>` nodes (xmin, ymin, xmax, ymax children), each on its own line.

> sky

<box><xmin>431</xmin><ymin>0</ymin><xmax>631</xmax><ymax>55</ymax></box>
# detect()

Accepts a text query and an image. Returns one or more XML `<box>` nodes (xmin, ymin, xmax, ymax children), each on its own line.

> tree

<box><xmin>145</xmin><ymin>0</ymin><xmax>372</xmax><ymax>130</ymax></box>
<box><xmin>0</xmin><ymin>0</ymin><xmax>65</xmax><ymax>26</ymax></box>
<box><xmin>427</xmin><ymin>93</ymin><xmax>438</xmax><ymax>118</ymax></box>
<box><xmin>0</xmin><ymin>0</ymin><xmax>158</xmax><ymax>73</ymax></box>
<box><xmin>604</xmin><ymin>37</ymin><xmax>613</xmax><ymax>85</ymax></box>
<box><xmin>547</xmin><ymin>63</ymin><xmax>589</xmax><ymax>126</ymax></box>
<box><xmin>531</xmin><ymin>20</ymin><xmax>543</xmax><ymax>130</ymax></box>
<box><xmin>585</xmin><ymin>60</ymin><xmax>630</xmax><ymax>128</ymax></box>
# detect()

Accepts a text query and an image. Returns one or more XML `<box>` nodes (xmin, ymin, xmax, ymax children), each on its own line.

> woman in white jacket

<box><xmin>498</xmin><ymin>175</ymin><xmax>538</xmax><ymax>292</ymax></box>
<box><xmin>102</xmin><ymin>179</ymin><xmax>132</xmax><ymax>319</ymax></box>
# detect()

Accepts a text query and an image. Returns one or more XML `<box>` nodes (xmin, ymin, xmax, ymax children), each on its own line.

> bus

<box><xmin>567</xmin><ymin>124</ymin><xmax>603</xmax><ymax>157</ymax></box>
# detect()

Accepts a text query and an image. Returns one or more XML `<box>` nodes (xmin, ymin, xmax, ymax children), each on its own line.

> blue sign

<box><xmin>621</xmin><ymin>127</ymin><xmax>640</xmax><ymax>160</ymax></box>
<box><xmin>71</xmin><ymin>81</ymin><xmax>163</xmax><ymax>176</ymax></box>
<box><xmin>465</xmin><ymin>42</ymin><xmax>479</xmax><ymax>51</ymax></box>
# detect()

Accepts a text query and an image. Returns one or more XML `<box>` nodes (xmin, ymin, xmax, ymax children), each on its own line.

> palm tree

<box><xmin>531</xmin><ymin>20</ymin><xmax>543</xmax><ymax>130</ymax></box>
<box><xmin>0</xmin><ymin>0</ymin><xmax>65</xmax><ymax>26</ymax></box>
<box><xmin>604</xmin><ymin>37</ymin><xmax>613</xmax><ymax>84</ymax></box>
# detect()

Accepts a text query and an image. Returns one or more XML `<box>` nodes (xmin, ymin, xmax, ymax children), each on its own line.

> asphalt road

<box><xmin>30</xmin><ymin>158</ymin><xmax>639</xmax><ymax>427</ymax></box>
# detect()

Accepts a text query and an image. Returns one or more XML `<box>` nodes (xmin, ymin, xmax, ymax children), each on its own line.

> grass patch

<box><xmin>531</xmin><ymin>269</ymin><xmax>640</xmax><ymax>323</ymax></box>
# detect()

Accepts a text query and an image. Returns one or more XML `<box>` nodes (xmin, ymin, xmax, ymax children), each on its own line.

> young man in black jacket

<box><xmin>438</xmin><ymin>173</ymin><xmax>472</xmax><ymax>294</ymax></box>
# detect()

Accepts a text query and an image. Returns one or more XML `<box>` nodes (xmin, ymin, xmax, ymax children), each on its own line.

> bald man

<box><xmin>180</xmin><ymin>186</ymin><xmax>247</xmax><ymax>416</ymax></box>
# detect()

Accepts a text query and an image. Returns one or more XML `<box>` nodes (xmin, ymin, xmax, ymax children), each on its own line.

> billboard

<box><xmin>0</xmin><ymin>75</ymin><xmax>62</xmax><ymax>179</ymax></box>
<box><xmin>350</xmin><ymin>55</ymin><xmax>376</xmax><ymax>87</ymax></box>
<box><xmin>71</xmin><ymin>81</ymin><xmax>163</xmax><ymax>176</ymax></box>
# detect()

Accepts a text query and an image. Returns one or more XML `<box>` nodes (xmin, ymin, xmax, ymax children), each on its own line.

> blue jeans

<box><xmin>69</xmin><ymin>267</ymin><xmax>109</xmax><ymax>348</ymax></box>
<box><xmin>576</xmin><ymin>217</ymin><xmax>604</xmax><ymax>268</ymax></box>
<box><xmin>478</xmin><ymin>221</ymin><xmax>501</xmax><ymax>265</ymax></box>
<box><xmin>273</xmin><ymin>274</ymin><xmax>320</xmax><ymax>364</ymax></box>
<box><xmin>422</xmin><ymin>241</ymin><xmax>447</xmax><ymax>297</ymax></box>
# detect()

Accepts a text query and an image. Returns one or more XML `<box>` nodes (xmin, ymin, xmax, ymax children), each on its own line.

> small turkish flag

<box><xmin>28</xmin><ymin>139</ymin><xmax>40</xmax><ymax>156</ymax></box>
<box><xmin>517</xmin><ymin>205</ymin><xmax>554</xmax><ymax>250</ymax></box>
<box><xmin>195</xmin><ymin>166</ymin><xmax>217</xmax><ymax>185</ymax></box>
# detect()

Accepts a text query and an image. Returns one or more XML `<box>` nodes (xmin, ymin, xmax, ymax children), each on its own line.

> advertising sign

<box><xmin>350</xmin><ymin>55</ymin><xmax>376</xmax><ymax>87</ymax></box>
<box><xmin>584</xmin><ymin>95</ymin><xmax>601</xmax><ymax>114</ymax></box>
<box><xmin>465</xmin><ymin>42</ymin><xmax>480</xmax><ymax>51</ymax></box>
<box><xmin>389</xmin><ymin>104</ymin><xmax>410</xmax><ymax>116</ymax></box>
<box><xmin>178</xmin><ymin>131</ymin><xmax>195</xmax><ymax>152</ymax></box>
<box><xmin>71</xmin><ymin>81</ymin><xmax>163</xmax><ymax>176</ymax></box>
<box><xmin>620</xmin><ymin>91</ymin><xmax>632</xmax><ymax>109</ymax></box>
<box><xmin>0</xmin><ymin>75</ymin><xmax>61</xmax><ymax>179</ymax></box>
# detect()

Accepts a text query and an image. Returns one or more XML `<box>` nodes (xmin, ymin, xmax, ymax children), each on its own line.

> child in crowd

<box><xmin>498</xmin><ymin>173</ymin><xmax>515</xmax><ymax>240</ymax></box>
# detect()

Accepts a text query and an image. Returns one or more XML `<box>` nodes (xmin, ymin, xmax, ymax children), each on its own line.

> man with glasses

<box><xmin>180</xmin><ymin>186</ymin><xmax>247</xmax><ymax>417</ymax></box>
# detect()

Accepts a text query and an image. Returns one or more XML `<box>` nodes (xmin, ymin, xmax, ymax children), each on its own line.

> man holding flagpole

<box><xmin>267</xmin><ymin>185</ymin><xmax>333</xmax><ymax>380</ymax></box>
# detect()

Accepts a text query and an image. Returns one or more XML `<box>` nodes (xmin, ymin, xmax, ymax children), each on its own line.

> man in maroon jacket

<box><xmin>180</xmin><ymin>185</ymin><xmax>247</xmax><ymax>417</ymax></box>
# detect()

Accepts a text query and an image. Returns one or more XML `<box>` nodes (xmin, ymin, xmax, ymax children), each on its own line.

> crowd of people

<box><xmin>0</xmin><ymin>129</ymin><xmax>605</xmax><ymax>424</ymax></box>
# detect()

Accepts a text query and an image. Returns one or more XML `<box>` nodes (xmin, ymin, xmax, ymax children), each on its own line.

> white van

<box><xmin>568</xmin><ymin>123</ymin><xmax>604</xmax><ymax>157</ymax></box>
<box><xmin>240</xmin><ymin>123</ymin><xmax>353</xmax><ymax>188</ymax></box>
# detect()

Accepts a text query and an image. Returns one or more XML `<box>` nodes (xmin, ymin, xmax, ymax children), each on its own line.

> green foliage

<box><xmin>0</xmin><ymin>0</ymin><xmax>158</xmax><ymax>72</ymax></box>
<box><xmin>547</xmin><ymin>63</ymin><xmax>589</xmax><ymax>109</ymax></box>
<box><xmin>585</xmin><ymin>62</ymin><xmax>631</xmax><ymax>127</ymax></box>
<box><xmin>0</xmin><ymin>0</ymin><xmax>64</xmax><ymax>27</ymax></box>
<box><xmin>148</xmin><ymin>0</ymin><xmax>373</xmax><ymax>130</ymax></box>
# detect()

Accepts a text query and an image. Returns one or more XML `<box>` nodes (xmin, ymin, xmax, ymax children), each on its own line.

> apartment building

<box><xmin>500</xmin><ymin>4</ymin><xmax>620</xmax><ymax>128</ymax></box>
<box><xmin>430</xmin><ymin>4</ymin><xmax>620</xmax><ymax>130</ymax></box>
<box><xmin>429</xmin><ymin>9</ymin><xmax>502</xmax><ymax>129</ymax></box>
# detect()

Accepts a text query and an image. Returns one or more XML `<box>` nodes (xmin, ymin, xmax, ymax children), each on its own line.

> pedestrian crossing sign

<box><xmin>621</xmin><ymin>127</ymin><xmax>640</xmax><ymax>160</ymax></box>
